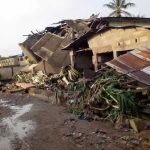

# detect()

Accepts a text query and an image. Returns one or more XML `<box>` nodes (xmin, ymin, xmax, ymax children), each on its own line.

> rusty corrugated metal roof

<box><xmin>106</xmin><ymin>49</ymin><xmax>150</xmax><ymax>85</ymax></box>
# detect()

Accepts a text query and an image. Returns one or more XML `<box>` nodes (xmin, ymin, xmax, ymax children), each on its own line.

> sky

<box><xmin>0</xmin><ymin>0</ymin><xmax>149</xmax><ymax>56</ymax></box>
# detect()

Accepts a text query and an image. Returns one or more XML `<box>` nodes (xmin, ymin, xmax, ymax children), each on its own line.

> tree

<box><xmin>104</xmin><ymin>0</ymin><xmax>135</xmax><ymax>17</ymax></box>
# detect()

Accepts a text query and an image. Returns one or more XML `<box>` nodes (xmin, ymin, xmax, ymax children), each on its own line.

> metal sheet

<box><xmin>106</xmin><ymin>49</ymin><xmax>150</xmax><ymax>85</ymax></box>
<box><xmin>106</xmin><ymin>59</ymin><xmax>133</xmax><ymax>73</ymax></box>
<box><xmin>117</xmin><ymin>53</ymin><xmax>150</xmax><ymax>69</ymax></box>
<box><xmin>142</xmin><ymin>66</ymin><xmax>150</xmax><ymax>75</ymax></box>
<box><xmin>131</xmin><ymin>50</ymin><xmax>150</xmax><ymax>61</ymax></box>
<box><xmin>129</xmin><ymin>71</ymin><xmax>150</xmax><ymax>85</ymax></box>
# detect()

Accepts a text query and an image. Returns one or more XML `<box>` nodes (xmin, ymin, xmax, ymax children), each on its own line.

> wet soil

<box><xmin>0</xmin><ymin>93</ymin><xmax>149</xmax><ymax>150</ymax></box>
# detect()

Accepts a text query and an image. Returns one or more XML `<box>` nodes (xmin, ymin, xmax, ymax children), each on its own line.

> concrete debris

<box><xmin>32</xmin><ymin>71</ymin><xmax>47</xmax><ymax>86</ymax></box>
<box><xmin>20</xmin><ymin>64</ymin><xmax>38</xmax><ymax>72</ymax></box>
<box><xmin>14</xmin><ymin>71</ymin><xmax>48</xmax><ymax>88</ymax></box>
<box><xmin>15</xmin><ymin>72</ymin><xmax>33</xmax><ymax>83</ymax></box>
<box><xmin>16</xmin><ymin>83</ymin><xmax>35</xmax><ymax>89</ymax></box>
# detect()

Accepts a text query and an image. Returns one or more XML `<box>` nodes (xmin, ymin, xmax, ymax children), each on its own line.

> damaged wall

<box><xmin>0</xmin><ymin>56</ymin><xmax>20</xmax><ymax>67</ymax></box>
<box><xmin>31</xmin><ymin>33</ymin><xmax>64</xmax><ymax>60</ymax></box>
<box><xmin>88</xmin><ymin>27</ymin><xmax>150</xmax><ymax>70</ymax></box>
<box><xmin>0</xmin><ymin>66</ymin><xmax>25</xmax><ymax>80</ymax></box>
<box><xmin>31</xmin><ymin>32</ymin><xmax>71</xmax><ymax>73</ymax></box>
<box><xmin>19</xmin><ymin>43</ymin><xmax>40</xmax><ymax>63</ymax></box>
<box><xmin>102</xmin><ymin>17</ymin><xmax>150</xmax><ymax>28</ymax></box>
<box><xmin>34</xmin><ymin>61</ymin><xmax>60</xmax><ymax>74</ymax></box>
<box><xmin>88</xmin><ymin>27</ymin><xmax>150</xmax><ymax>54</ymax></box>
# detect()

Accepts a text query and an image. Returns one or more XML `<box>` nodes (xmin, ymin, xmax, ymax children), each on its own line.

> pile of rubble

<box><xmin>65</xmin><ymin>68</ymin><xmax>149</xmax><ymax>123</ymax></box>
<box><xmin>0</xmin><ymin>63</ymin><xmax>149</xmax><ymax>132</ymax></box>
<box><xmin>0</xmin><ymin>47</ymin><xmax>150</xmax><ymax>131</ymax></box>
<box><xmin>15</xmin><ymin>71</ymin><xmax>47</xmax><ymax>87</ymax></box>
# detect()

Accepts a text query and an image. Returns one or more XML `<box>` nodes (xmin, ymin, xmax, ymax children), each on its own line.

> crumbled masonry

<box><xmin>1</xmin><ymin>65</ymin><xmax>148</xmax><ymax>128</ymax></box>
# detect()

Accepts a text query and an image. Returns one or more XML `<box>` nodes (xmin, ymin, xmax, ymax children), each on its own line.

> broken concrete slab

<box><xmin>16</xmin><ymin>83</ymin><xmax>35</xmax><ymax>89</ymax></box>
<box><xmin>31</xmin><ymin>32</ymin><xmax>71</xmax><ymax>74</ymax></box>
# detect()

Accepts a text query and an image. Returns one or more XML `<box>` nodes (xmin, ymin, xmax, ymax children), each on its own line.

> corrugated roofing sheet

<box><xmin>30</xmin><ymin>32</ymin><xmax>71</xmax><ymax>74</ymax></box>
<box><xmin>106</xmin><ymin>49</ymin><xmax>150</xmax><ymax>85</ymax></box>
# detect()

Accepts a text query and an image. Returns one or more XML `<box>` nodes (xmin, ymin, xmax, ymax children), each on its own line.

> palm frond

<box><xmin>103</xmin><ymin>2</ymin><xmax>116</xmax><ymax>9</ymax></box>
<box><xmin>103</xmin><ymin>4</ymin><xmax>115</xmax><ymax>9</ymax></box>
<box><xmin>108</xmin><ymin>10</ymin><xmax>119</xmax><ymax>17</ymax></box>
<box><xmin>121</xmin><ymin>10</ymin><xmax>132</xmax><ymax>17</ymax></box>
<box><xmin>120</xmin><ymin>0</ymin><xmax>126</xmax><ymax>6</ymax></box>
<box><xmin>122</xmin><ymin>2</ymin><xmax>135</xmax><ymax>9</ymax></box>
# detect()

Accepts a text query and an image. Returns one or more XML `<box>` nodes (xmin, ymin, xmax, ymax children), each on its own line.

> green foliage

<box><xmin>104</xmin><ymin>83</ymin><xmax>137</xmax><ymax>114</ymax></box>
<box><xmin>67</xmin><ymin>69</ymin><xmax>139</xmax><ymax>122</ymax></box>
<box><xmin>28</xmin><ymin>60</ymin><xmax>34</xmax><ymax>65</ymax></box>
<box><xmin>102</xmin><ymin>83</ymin><xmax>138</xmax><ymax>121</ymax></box>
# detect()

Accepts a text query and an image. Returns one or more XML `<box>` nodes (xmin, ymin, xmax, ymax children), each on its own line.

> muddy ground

<box><xmin>0</xmin><ymin>93</ymin><xmax>149</xmax><ymax>150</ymax></box>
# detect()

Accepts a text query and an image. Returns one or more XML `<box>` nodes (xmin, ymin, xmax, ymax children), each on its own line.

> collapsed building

<box><xmin>0</xmin><ymin>15</ymin><xmax>149</xmax><ymax>127</ymax></box>
<box><xmin>19</xmin><ymin>15</ymin><xmax>150</xmax><ymax>78</ymax></box>
<box><xmin>19</xmin><ymin>15</ymin><xmax>98</xmax><ymax>74</ymax></box>
<box><xmin>0</xmin><ymin>55</ymin><xmax>28</xmax><ymax>80</ymax></box>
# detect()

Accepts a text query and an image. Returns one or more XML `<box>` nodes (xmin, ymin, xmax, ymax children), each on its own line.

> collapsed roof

<box><xmin>62</xmin><ymin>17</ymin><xmax>150</xmax><ymax>50</ymax></box>
<box><xmin>19</xmin><ymin>14</ymin><xmax>101</xmax><ymax>68</ymax></box>
<box><xmin>106</xmin><ymin>49</ymin><xmax>150</xmax><ymax>85</ymax></box>
<box><xmin>19</xmin><ymin>15</ymin><xmax>150</xmax><ymax>74</ymax></box>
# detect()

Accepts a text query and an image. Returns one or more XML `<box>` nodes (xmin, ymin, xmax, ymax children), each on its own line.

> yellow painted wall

<box><xmin>88</xmin><ymin>27</ymin><xmax>150</xmax><ymax>54</ymax></box>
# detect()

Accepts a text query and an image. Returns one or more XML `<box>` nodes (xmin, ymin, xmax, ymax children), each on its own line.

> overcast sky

<box><xmin>0</xmin><ymin>0</ymin><xmax>149</xmax><ymax>56</ymax></box>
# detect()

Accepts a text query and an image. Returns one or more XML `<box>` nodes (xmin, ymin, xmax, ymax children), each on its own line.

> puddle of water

<box><xmin>0</xmin><ymin>99</ymin><xmax>9</xmax><ymax>107</ymax></box>
<box><xmin>10</xmin><ymin>104</ymin><xmax>33</xmax><ymax>120</ymax></box>
<box><xmin>0</xmin><ymin>99</ymin><xmax>35</xmax><ymax>150</ymax></box>
<box><xmin>0</xmin><ymin>137</ymin><xmax>12</xmax><ymax>150</ymax></box>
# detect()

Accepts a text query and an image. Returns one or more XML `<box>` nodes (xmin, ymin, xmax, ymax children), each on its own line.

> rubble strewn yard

<box><xmin>0</xmin><ymin>15</ymin><xmax>150</xmax><ymax>150</ymax></box>
<box><xmin>0</xmin><ymin>61</ymin><xmax>150</xmax><ymax>149</ymax></box>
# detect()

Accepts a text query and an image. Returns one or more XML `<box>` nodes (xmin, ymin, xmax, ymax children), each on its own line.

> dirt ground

<box><xmin>0</xmin><ymin>93</ymin><xmax>149</xmax><ymax>150</ymax></box>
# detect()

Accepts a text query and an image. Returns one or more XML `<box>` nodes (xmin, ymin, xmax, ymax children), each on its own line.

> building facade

<box><xmin>88</xmin><ymin>26</ymin><xmax>150</xmax><ymax>70</ymax></box>
<box><xmin>63</xmin><ymin>17</ymin><xmax>150</xmax><ymax>71</ymax></box>
<box><xmin>0</xmin><ymin>55</ymin><xmax>27</xmax><ymax>67</ymax></box>
<box><xmin>0</xmin><ymin>56</ymin><xmax>19</xmax><ymax>67</ymax></box>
